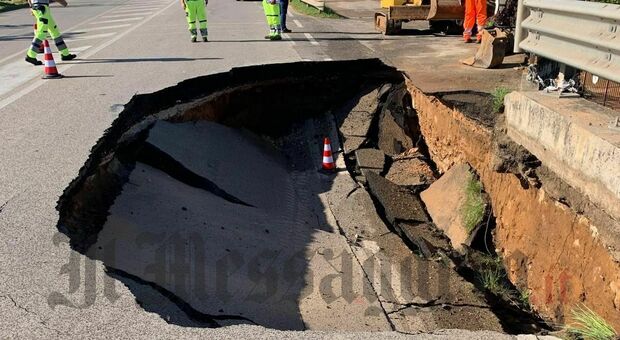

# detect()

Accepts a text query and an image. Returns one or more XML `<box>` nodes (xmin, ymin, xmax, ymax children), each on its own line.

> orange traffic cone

<box><xmin>322</xmin><ymin>137</ymin><xmax>335</xmax><ymax>171</ymax></box>
<box><xmin>42</xmin><ymin>40</ymin><xmax>62</xmax><ymax>79</ymax></box>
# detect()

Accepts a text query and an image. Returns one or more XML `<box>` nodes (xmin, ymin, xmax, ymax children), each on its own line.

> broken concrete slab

<box><xmin>365</xmin><ymin>171</ymin><xmax>429</xmax><ymax>225</ymax></box>
<box><xmin>386</xmin><ymin>157</ymin><xmax>436</xmax><ymax>187</ymax></box>
<box><xmin>326</xmin><ymin>175</ymin><xmax>391</xmax><ymax>242</ymax></box>
<box><xmin>336</xmin><ymin>88</ymin><xmax>381</xmax><ymax>138</ymax></box>
<box><xmin>342</xmin><ymin>135</ymin><xmax>367</xmax><ymax>155</ymax></box>
<box><xmin>355</xmin><ymin>148</ymin><xmax>386</xmax><ymax>172</ymax></box>
<box><xmin>351</xmin><ymin>88</ymin><xmax>381</xmax><ymax>114</ymax></box>
<box><xmin>339</xmin><ymin>110</ymin><xmax>375</xmax><ymax>137</ymax></box>
<box><xmin>378</xmin><ymin>108</ymin><xmax>414</xmax><ymax>156</ymax></box>
<box><xmin>397</xmin><ymin>222</ymin><xmax>453</xmax><ymax>258</ymax></box>
<box><xmin>420</xmin><ymin>164</ymin><xmax>478</xmax><ymax>253</ymax></box>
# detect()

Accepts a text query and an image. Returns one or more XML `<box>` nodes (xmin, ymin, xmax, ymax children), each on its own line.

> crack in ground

<box><xmin>134</xmin><ymin>142</ymin><xmax>253</xmax><ymax>207</ymax></box>
<box><xmin>324</xmin><ymin>201</ymin><xmax>397</xmax><ymax>331</ymax></box>
<box><xmin>345</xmin><ymin>186</ymin><xmax>360</xmax><ymax>199</ymax></box>
<box><xmin>385</xmin><ymin>300</ymin><xmax>492</xmax><ymax>315</ymax></box>
<box><xmin>106</xmin><ymin>267</ymin><xmax>259</xmax><ymax>328</ymax></box>
<box><xmin>2</xmin><ymin>294</ymin><xmax>65</xmax><ymax>336</ymax></box>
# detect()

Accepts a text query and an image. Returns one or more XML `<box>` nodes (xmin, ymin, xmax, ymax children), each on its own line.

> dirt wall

<box><xmin>405</xmin><ymin>78</ymin><xmax>620</xmax><ymax>329</ymax></box>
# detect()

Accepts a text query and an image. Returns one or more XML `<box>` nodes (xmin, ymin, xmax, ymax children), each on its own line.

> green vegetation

<box><xmin>0</xmin><ymin>0</ymin><xmax>28</xmax><ymax>13</ymax></box>
<box><xmin>566</xmin><ymin>305</ymin><xmax>618</xmax><ymax>340</ymax></box>
<box><xmin>479</xmin><ymin>268</ymin><xmax>512</xmax><ymax>297</ymax></box>
<box><xmin>462</xmin><ymin>174</ymin><xmax>485</xmax><ymax>235</ymax></box>
<box><xmin>518</xmin><ymin>288</ymin><xmax>531</xmax><ymax>307</ymax></box>
<box><xmin>492</xmin><ymin>87</ymin><xmax>510</xmax><ymax>113</ymax></box>
<box><xmin>290</xmin><ymin>0</ymin><xmax>342</xmax><ymax>19</ymax></box>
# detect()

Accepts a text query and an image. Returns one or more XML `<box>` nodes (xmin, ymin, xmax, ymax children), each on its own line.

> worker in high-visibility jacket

<box><xmin>463</xmin><ymin>0</ymin><xmax>487</xmax><ymax>43</ymax></box>
<box><xmin>263</xmin><ymin>0</ymin><xmax>281</xmax><ymax>41</ymax></box>
<box><xmin>25</xmin><ymin>0</ymin><xmax>76</xmax><ymax>66</ymax></box>
<box><xmin>181</xmin><ymin>0</ymin><xmax>208</xmax><ymax>42</ymax></box>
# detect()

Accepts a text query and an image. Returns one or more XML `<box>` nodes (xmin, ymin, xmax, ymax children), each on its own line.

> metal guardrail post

<box><xmin>513</xmin><ymin>0</ymin><xmax>526</xmax><ymax>53</ymax></box>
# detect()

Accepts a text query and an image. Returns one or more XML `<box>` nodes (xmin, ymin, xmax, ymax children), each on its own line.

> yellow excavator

<box><xmin>375</xmin><ymin>0</ymin><xmax>464</xmax><ymax>35</ymax></box>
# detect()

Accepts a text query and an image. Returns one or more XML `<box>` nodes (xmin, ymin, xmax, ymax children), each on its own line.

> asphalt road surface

<box><xmin>0</xmin><ymin>1</ymin><xmax>527</xmax><ymax>338</ymax></box>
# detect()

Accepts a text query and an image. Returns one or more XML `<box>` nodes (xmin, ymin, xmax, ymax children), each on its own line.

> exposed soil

<box><xmin>407</xmin><ymin>78</ymin><xmax>620</xmax><ymax>330</ymax></box>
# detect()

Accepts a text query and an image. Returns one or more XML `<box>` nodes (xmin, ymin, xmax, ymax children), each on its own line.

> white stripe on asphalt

<box><xmin>102</xmin><ymin>12</ymin><xmax>149</xmax><ymax>18</ymax></box>
<box><xmin>85</xmin><ymin>24</ymin><xmax>132</xmax><ymax>32</ymax></box>
<box><xmin>0</xmin><ymin>46</ymin><xmax>91</xmax><ymax>98</ymax></box>
<box><xmin>66</xmin><ymin>32</ymin><xmax>117</xmax><ymax>42</ymax></box>
<box><xmin>0</xmin><ymin>0</ymin><xmax>178</xmax><ymax>110</ymax></box>
<box><xmin>293</xmin><ymin>19</ymin><xmax>303</xmax><ymax>28</ymax></box>
<box><xmin>304</xmin><ymin>33</ymin><xmax>319</xmax><ymax>45</ymax></box>
<box><xmin>324</xmin><ymin>57</ymin><xmax>333</xmax><ymax>61</ymax></box>
<box><xmin>90</xmin><ymin>17</ymin><xmax>144</xmax><ymax>24</ymax></box>
<box><xmin>282</xmin><ymin>33</ymin><xmax>295</xmax><ymax>45</ymax></box>
<box><xmin>108</xmin><ymin>8</ymin><xmax>153</xmax><ymax>13</ymax></box>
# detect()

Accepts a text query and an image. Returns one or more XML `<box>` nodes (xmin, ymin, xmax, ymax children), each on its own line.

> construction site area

<box><xmin>0</xmin><ymin>0</ymin><xmax>619</xmax><ymax>338</ymax></box>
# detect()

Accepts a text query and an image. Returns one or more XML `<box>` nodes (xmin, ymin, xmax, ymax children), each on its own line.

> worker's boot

<box><xmin>200</xmin><ymin>28</ymin><xmax>208</xmax><ymax>42</ymax></box>
<box><xmin>191</xmin><ymin>36</ymin><xmax>197</xmax><ymax>42</ymax></box>
<box><xmin>463</xmin><ymin>33</ymin><xmax>472</xmax><ymax>43</ymax></box>
<box><xmin>475</xmin><ymin>33</ymin><xmax>482</xmax><ymax>43</ymax></box>
<box><xmin>61</xmin><ymin>53</ymin><xmax>77</xmax><ymax>61</ymax></box>
<box><xmin>25</xmin><ymin>56</ymin><xmax>43</xmax><ymax>66</ymax></box>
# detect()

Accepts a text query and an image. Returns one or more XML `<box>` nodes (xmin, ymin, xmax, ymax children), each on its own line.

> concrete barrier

<box><xmin>505</xmin><ymin>91</ymin><xmax>620</xmax><ymax>222</ymax></box>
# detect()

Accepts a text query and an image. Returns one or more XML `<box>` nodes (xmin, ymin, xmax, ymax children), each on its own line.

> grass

<box><xmin>478</xmin><ymin>268</ymin><xmax>514</xmax><ymax>298</ymax></box>
<box><xmin>565</xmin><ymin>305</ymin><xmax>618</xmax><ymax>340</ymax></box>
<box><xmin>492</xmin><ymin>87</ymin><xmax>510</xmax><ymax>113</ymax></box>
<box><xmin>0</xmin><ymin>0</ymin><xmax>28</xmax><ymax>13</ymax></box>
<box><xmin>462</xmin><ymin>174</ymin><xmax>485</xmax><ymax>235</ymax></box>
<box><xmin>290</xmin><ymin>0</ymin><xmax>343</xmax><ymax>19</ymax></box>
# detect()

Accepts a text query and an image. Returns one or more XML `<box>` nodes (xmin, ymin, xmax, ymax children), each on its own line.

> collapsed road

<box><xmin>57</xmin><ymin>60</ymin><xmax>557</xmax><ymax>336</ymax></box>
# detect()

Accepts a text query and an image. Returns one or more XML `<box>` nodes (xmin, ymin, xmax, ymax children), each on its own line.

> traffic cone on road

<box><xmin>322</xmin><ymin>137</ymin><xmax>335</xmax><ymax>171</ymax></box>
<box><xmin>42</xmin><ymin>40</ymin><xmax>62</xmax><ymax>79</ymax></box>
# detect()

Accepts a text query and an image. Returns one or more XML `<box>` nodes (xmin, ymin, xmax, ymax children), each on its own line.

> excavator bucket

<box><xmin>461</xmin><ymin>28</ymin><xmax>508</xmax><ymax>69</ymax></box>
<box><xmin>427</xmin><ymin>0</ymin><xmax>464</xmax><ymax>20</ymax></box>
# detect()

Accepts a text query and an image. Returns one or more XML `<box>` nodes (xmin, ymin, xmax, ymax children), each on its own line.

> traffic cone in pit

<box><xmin>322</xmin><ymin>137</ymin><xmax>335</xmax><ymax>171</ymax></box>
<box><xmin>42</xmin><ymin>40</ymin><xmax>62</xmax><ymax>79</ymax></box>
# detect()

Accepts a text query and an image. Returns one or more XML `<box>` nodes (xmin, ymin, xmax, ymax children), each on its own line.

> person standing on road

<box><xmin>462</xmin><ymin>0</ymin><xmax>487</xmax><ymax>43</ymax></box>
<box><xmin>280</xmin><ymin>0</ymin><xmax>291</xmax><ymax>33</ymax></box>
<box><xmin>181</xmin><ymin>0</ymin><xmax>208</xmax><ymax>42</ymax></box>
<box><xmin>25</xmin><ymin>0</ymin><xmax>76</xmax><ymax>66</ymax></box>
<box><xmin>263</xmin><ymin>0</ymin><xmax>282</xmax><ymax>40</ymax></box>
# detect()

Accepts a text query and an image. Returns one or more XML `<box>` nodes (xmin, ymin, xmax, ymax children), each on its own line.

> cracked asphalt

<box><xmin>0</xmin><ymin>0</ymin><xmax>549</xmax><ymax>338</ymax></box>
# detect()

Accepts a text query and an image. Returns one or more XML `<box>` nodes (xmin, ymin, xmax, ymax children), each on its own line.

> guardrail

<box><xmin>514</xmin><ymin>0</ymin><xmax>620</xmax><ymax>83</ymax></box>
<box><xmin>300</xmin><ymin>0</ymin><xmax>325</xmax><ymax>11</ymax></box>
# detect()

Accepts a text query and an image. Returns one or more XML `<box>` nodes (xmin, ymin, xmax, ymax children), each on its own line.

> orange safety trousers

<box><xmin>463</xmin><ymin>0</ymin><xmax>487</xmax><ymax>37</ymax></box>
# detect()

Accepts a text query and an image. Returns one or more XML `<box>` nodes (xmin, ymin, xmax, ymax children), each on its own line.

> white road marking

<box><xmin>102</xmin><ymin>12</ymin><xmax>149</xmax><ymax>19</ymax></box>
<box><xmin>282</xmin><ymin>33</ymin><xmax>295</xmax><ymax>45</ymax></box>
<box><xmin>304</xmin><ymin>33</ymin><xmax>319</xmax><ymax>45</ymax></box>
<box><xmin>324</xmin><ymin>57</ymin><xmax>333</xmax><ymax>61</ymax></box>
<box><xmin>90</xmin><ymin>17</ymin><xmax>144</xmax><ymax>25</ymax></box>
<box><xmin>66</xmin><ymin>32</ymin><xmax>116</xmax><ymax>42</ymax></box>
<box><xmin>85</xmin><ymin>24</ymin><xmax>132</xmax><ymax>32</ymax></box>
<box><xmin>293</xmin><ymin>19</ymin><xmax>303</xmax><ymax>28</ymax></box>
<box><xmin>0</xmin><ymin>0</ymin><xmax>178</xmax><ymax>110</ymax></box>
<box><xmin>0</xmin><ymin>46</ymin><xmax>91</xmax><ymax>98</ymax></box>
